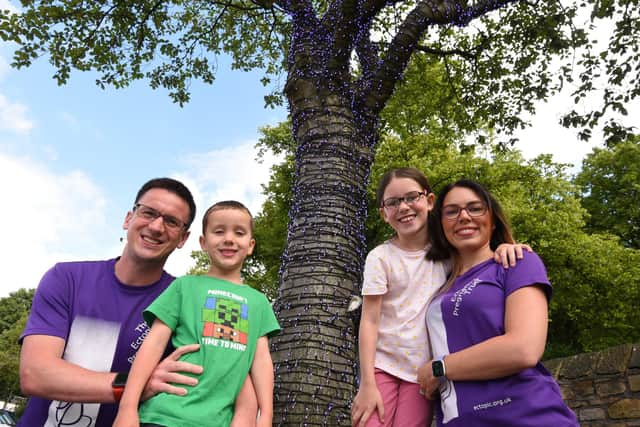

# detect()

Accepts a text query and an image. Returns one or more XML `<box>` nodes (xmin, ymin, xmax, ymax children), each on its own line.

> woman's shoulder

<box><xmin>500</xmin><ymin>250</ymin><xmax>551</xmax><ymax>295</ymax></box>
<box><xmin>485</xmin><ymin>250</ymin><xmax>548</xmax><ymax>280</ymax></box>
<box><xmin>514</xmin><ymin>250</ymin><xmax>546</xmax><ymax>269</ymax></box>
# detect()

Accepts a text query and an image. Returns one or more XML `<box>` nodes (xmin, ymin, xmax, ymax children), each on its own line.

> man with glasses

<box><xmin>17</xmin><ymin>178</ymin><xmax>202</xmax><ymax>427</ymax></box>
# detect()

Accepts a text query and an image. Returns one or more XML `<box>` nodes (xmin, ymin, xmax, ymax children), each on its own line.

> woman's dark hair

<box><xmin>427</xmin><ymin>179</ymin><xmax>514</xmax><ymax>262</ymax></box>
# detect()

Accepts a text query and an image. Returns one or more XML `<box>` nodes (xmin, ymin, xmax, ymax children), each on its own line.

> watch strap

<box><xmin>111</xmin><ymin>372</ymin><xmax>128</xmax><ymax>402</ymax></box>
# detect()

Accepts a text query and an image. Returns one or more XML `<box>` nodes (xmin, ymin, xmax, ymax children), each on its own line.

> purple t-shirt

<box><xmin>426</xmin><ymin>252</ymin><xmax>578</xmax><ymax>427</ymax></box>
<box><xmin>18</xmin><ymin>258</ymin><xmax>174</xmax><ymax>427</ymax></box>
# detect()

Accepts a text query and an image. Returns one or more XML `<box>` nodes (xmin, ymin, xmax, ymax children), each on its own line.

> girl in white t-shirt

<box><xmin>351</xmin><ymin>168</ymin><xmax>526</xmax><ymax>427</ymax></box>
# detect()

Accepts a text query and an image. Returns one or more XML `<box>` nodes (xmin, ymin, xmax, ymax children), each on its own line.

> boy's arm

<box><xmin>113</xmin><ymin>318</ymin><xmax>174</xmax><ymax>427</ymax></box>
<box><xmin>250</xmin><ymin>336</ymin><xmax>274</xmax><ymax>427</ymax></box>
<box><xmin>230</xmin><ymin>375</ymin><xmax>258</xmax><ymax>427</ymax></box>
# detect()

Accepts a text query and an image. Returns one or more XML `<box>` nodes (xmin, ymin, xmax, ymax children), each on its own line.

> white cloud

<box><xmin>514</xmin><ymin>95</ymin><xmax>601</xmax><ymax>170</ymax></box>
<box><xmin>0</xmin><ymin>152</ymin><xmax>108</xmax><ymax>296</ymax></box>
<box><xmin>59</xmin><ymin>111</ymin><xmax>81</xmax><ymax>130</ymax></box>
<box><xmin>515</xmin><ymin>89</ymin><xmax>639</xmax><ymax>174</ymax></box>
<box><xmin>0</xmin><ymin>55</ymin><xmax>9</xmax><ymax>80</ymax></box>
<box><xmin>180</xmin><ymin>141</ymin><xmax>281</xmax><ymax>214</ymax></box>
<box><xmin>164</xmin><ymin>141</ymin><xmax>282</xmax><ymax>277</ymax></box>
<box><xmin>0</xmin><ymin>93</ymin><xmax>33</xmax><ymax>134</ymax></box>
<box><xmin>0</xmin><ymin>0</ymin><xmax>18</xmax><ymax>15</ymax></box>
<box><xmin>0</xmin><ymin>46</ymin><xmax>34</xmax><ymax>135</ymax></box>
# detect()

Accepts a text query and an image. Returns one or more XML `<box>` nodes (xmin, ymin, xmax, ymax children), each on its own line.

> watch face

<box><xmin>432</xmin><ymin>360</ymin><xmax>445</xmax><ymax>378</ymax></box>
<box><xmin>112</xmin><ymin>372</ymin><xmax>128</xmax><ymax>387</ymax></box>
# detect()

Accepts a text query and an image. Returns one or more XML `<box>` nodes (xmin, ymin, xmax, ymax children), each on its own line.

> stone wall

<box><xmin>544</xmin><ymin>343</ymin><xmax>640</xmax><ymax>426</ymax></box>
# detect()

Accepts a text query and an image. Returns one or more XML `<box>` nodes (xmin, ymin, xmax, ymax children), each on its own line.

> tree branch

<box><xmin>355</xmin><ymin>0</ymin><xmax>517</xmax><ymax>115</ymax></box>
<box><xmin>135</xmin><ymin>0</ymin><xmax>165</xmax><ymax>51</ymax></box>
<box><xmin>415</xmin><ymin>43</ymin><xmax>476</xmax><ymax>60</ymax></box>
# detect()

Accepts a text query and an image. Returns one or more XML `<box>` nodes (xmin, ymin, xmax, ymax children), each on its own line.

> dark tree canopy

<box><xmin>0</xmin><ymin>288</ymin><xmax>33</xmax><ymax>334</ymax></box>
<box><xmin>0</xmin><ymin>290</ymin><xmax>33</xmax><ymax>405</ymax></box>
<box><xmin>1</xmin><ymin>0</ymin><xmax>637</xmax><ymax>139</ymax></box>
<box><xmin>3</xmin><ymin>0</ymin><xmax>640</xmax><ymax>423</ymax></box>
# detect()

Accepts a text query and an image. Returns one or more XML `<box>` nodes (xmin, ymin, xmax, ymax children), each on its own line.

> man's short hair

<box><xmin>135</xmin><ymin>178</ymin><xmax>196</xmax><ymax>228</ymax></box>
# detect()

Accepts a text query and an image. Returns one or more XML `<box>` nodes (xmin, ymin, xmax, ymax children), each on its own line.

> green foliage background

<box><xmin>188</xmin><ymin>59</ymin><xmax>640</xmax><ymax>359</ymax></box>
<box><xmin>3</xmin><ymin>0</ymin><xmax>640</xmax><ymax>405</ymax></box>
<box><xmin>0</xmin><ymin>289</ymin><xmax>33</xmax><ymax>414</ymax></box>
<box><xmin>189</xmin><ymin>126</ymin><xmax>640</xmax><ymax>359</ymax></box>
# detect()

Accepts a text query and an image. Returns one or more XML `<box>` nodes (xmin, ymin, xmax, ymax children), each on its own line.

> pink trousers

<box><xmin>364</xmin><ymin>369</ymin><xmax>434</xmax><ymax>427</ymax></box>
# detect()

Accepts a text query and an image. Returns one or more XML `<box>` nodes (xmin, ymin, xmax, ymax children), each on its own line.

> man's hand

<box><xmin>141</xmin><ymin>343</ymin><xmax>202</xmax><ymax>401</ymax></box>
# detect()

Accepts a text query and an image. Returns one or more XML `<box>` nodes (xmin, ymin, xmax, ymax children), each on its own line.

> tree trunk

<box><xmin>271</xmin><ymin>73</ymin><xmax>377</xmax><ymax>425</ymax></box>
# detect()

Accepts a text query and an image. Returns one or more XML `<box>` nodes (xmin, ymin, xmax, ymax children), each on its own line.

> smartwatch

<box><xmin>432</xmin><ymin>358</ymin><xmax>447</xmax><ymax>379</ymax></box>
<box><xmin>111</xmin><ymin>372</ymin><xmax>128</xmax><ymax>402</ymax></box>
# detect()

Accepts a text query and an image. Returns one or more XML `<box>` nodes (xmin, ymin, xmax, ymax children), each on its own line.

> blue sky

<box><xmin>0</xmin><ymin>0</ymin><xmax>288</xmax><ymax>296</ymax></box>
<box><xmin>1</xmin><ymin>0</ymin><xmax>626</xmax><ymax>297</ymax></box>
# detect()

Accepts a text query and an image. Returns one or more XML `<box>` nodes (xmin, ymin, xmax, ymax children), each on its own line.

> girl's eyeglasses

<box><xmin>382</xmin><ymin>191</ymin><xmax>427</xmax><ymax>210</ymax></box>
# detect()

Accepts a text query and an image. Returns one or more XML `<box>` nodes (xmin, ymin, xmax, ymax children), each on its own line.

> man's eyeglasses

<box><xmin>442</xmin><ymin>201</ymin><xmax>488</xmax><ymax>221</ymax></box>
<box><xmin>133</xmin><ymin>203</ymin><xmax>188</xmax><ymax>230</ymax></box>
<box><xmin>382</xmin><ymin>191</ymin><xmax>427</xmax><ymax>210</ymax></box>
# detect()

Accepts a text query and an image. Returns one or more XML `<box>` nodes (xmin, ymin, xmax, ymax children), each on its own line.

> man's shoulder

<box><xmin>33</xmin><ymin>259</ymin><xmax>117</xmax><ymax>296</ymax></box>
<box><xmin>39</xmin><ymin>258</ymin><xmax>117</xmax><ymax>286</ymax></box>
<box><xmin>51</xmin><ymin>258</ymin><xmax>117</xmax><ymax>272</ymax></box>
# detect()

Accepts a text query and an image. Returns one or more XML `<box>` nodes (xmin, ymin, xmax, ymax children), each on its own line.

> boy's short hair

<box><xmin>135</xmin><ymin>177</ymin><xmax>197</xmax><ymax>228</ymax></box>
<box><xmin>202</xmin><ymin>201</ymin><xmax>254</xmax><ymax>235</ymax></box>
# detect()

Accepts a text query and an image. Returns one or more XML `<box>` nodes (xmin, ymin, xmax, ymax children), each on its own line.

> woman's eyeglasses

<box><xmin>442</xmin><ymin>201</ymin><xmax>488</xmax><ymax>221</ymax></box>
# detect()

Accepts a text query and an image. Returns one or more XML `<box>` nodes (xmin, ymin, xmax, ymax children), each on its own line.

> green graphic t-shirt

<box><xmin>138</xmin><ymin>275</ymin><xmax>280</xmax><ymax>427</ymax></box>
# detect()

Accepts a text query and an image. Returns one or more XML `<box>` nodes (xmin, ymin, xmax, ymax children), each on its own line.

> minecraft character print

<box><xmin>202</xmin><ymin>296</ymin><xmax>249</xmax><ymax>345</ymax></box>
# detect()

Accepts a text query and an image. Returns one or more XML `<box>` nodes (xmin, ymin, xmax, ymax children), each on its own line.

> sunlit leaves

<box><xmin>575</xmin><ymin>136</ymin><xmax>640</xmax><ymax>249</ymax></box>
<box><xmin>0</xmin><ymin>290</ymin><xmax>33</xmax><ymax>403</ymax></box>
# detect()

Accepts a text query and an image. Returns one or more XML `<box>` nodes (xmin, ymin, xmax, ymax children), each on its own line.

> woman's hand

<box><xmin>351</xmin><ymin>382</ymin><xmax>384</xmax><ymax>426</ymax></box>
<box><xmin>417</xmin><ymin>361</ymin><xmax>441</xmax><ymax>399</ymax></box>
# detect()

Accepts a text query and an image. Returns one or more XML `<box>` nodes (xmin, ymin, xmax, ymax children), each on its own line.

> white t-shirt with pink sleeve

<box><xmin>361</xmin><ymin>240</ymin><xmax>449</xmax><ymax>382</ymax></box>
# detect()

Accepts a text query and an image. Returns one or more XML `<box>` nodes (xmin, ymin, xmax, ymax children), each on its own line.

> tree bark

<box><xmin>271</xmin><ymin>68</ymin><xmax>377</xmax><ymax>424</ymax></box>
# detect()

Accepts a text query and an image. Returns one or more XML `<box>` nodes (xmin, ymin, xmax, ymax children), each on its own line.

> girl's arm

<box><xmin>113</xmin><ymin>318</ymin><xmax>174</xmax><ymax>427</ymax></box>
<box><xmin>494</xmin><ymin>243</ymin><xmax>533</xmax><ymax>268</ymax></box>
<box><xmin>418</xmin><ymin>285</ymin><xmax>548</xmax><ymax>396</ymax></box>
<box><xmin>351</xmin><ymin>294</ymin><xmax>384</xmax><ymax>427</ymax></box>
<box><xmin>250</xmin><ymin>336</ymin><xmax>274</xmax><ymax>427</ymax></box>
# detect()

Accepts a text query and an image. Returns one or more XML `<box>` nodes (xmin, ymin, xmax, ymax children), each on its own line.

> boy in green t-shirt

<box><xmin>114</xmin><ymin>201</ymin><xmax>280</xmax><ymax>427</ymax></box>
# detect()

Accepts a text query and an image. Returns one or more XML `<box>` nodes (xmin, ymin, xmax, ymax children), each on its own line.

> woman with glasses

<box><xmin>351</xmin><ymin>169</ymin><xmax>529</xmax><ymax>427</ymax></box>
<box><xmin>417</xmin><ymin>179</ymin><xmax>578</xmax><ymax>427</ymax></box>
